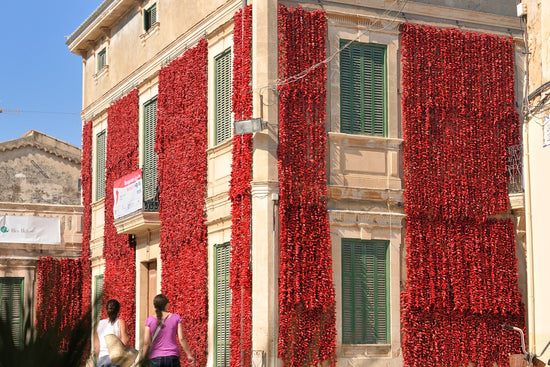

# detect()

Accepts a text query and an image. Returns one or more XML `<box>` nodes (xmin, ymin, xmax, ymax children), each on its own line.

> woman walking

<box><xmin>94</xmin><ymin>299</ymin><xmax>129</xmax><ymax>367</ymax></box>
<box><xmin>143</xmin><ymin>294</ymin><xmax>194</xmax><ymax>367</ymax></box>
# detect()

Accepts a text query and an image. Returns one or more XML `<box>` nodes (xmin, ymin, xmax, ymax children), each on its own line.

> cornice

<box><xmin>66</xmin><ymin>0</ymin><xmax>136</xmax><ymax>56</ymax></box>
<box><xmin>79</xmin><ymin>0</ymin><xmax>242</xmax><ymax>123</ymax></box>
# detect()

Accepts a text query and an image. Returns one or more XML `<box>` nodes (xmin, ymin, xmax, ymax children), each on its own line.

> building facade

<box><xmin>0</xmin><ymin>130</ymin><xmax>82</xmax><ymax>345</ymax></box>
<box><xmin>67</xmin><ymin>1</ymin><xmax>524</xmax><ymax>366</ymax></box>
<box><xmin>520</xmin><ymin>0</ymin><xmax>550</xmax><ymax>357</ymax></box>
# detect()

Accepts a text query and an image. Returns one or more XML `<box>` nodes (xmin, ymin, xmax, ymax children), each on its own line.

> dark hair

<box><xmin>153</xmin><ymin>294</ymin><xmax>169</xmax><ymax>326</ymax></box>
<box><xmin>106</xmin><ymin>299</ymin><xmax>120</xmax><ymax>324</ymax></box>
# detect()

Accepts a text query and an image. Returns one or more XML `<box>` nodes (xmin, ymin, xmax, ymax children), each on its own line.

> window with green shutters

<box><xmin>215</xmin><ymin>49</ymin><xmax>232</xmax><ymax>145</ymax></box>
<box><xmin>341</xmin><ymin>238</ymin><xmax>389</xmax><ymax>344</ymax></box>
<box><xmin>214</xmin><ymin>243</ymin><xmax>231</xmax><ymax>366</ymax></box>
<box><xmin>143</xmin><ymin>98</ymin><xmax>158</xmax><ymax>203</ymax></box>
<box><xmin>93</xmin><ymin>275</ymin><xmax>104</xmax><ymax>328</ymax></box>
<box><xmin>96</xmin><ymin>130</ymin><xmax>106</xmax><ymax>201</ymax></box>
<box><xmin>144</xmin><ymin>3</ymin><xmax>157</xmax><ymax>32</ymax></box>
<box><xmin>97</xmin><ymin>48</ymin><xmax>106</xmax><ymax>72</ymax></box>
<box><xmin>0</xmin><ymin>277</ymin><xmax>23</xmax><ymax>347</ymax></box>
<box><xmin>340</xmin><ymin>41</ymin><xmax>387</xmax><ymax>136</ymax></box>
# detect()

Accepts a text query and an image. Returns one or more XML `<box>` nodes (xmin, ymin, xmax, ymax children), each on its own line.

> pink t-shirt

<box><xmin>145</xmin><ymin>313</ymin><xmax>182</xmax><ymax>359</ymax></box>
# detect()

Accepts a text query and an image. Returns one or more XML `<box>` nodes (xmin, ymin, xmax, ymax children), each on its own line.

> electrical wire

<box><xmin>0</xmin><ymin>109</ymin><xmax>80</xmax><ymax>116</ymax></box>
<box><xmin>258</xmin><ymin>0</ymin><xmax>409</xmax><ymax>99</ymax></box>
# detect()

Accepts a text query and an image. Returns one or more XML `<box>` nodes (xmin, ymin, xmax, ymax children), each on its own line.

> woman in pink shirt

<box><xmin>143</xmin><ymin>294</ymin><xmax>194</xmax><ymax>367</ymax></box>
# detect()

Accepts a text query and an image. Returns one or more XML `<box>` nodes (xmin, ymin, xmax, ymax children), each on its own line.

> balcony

<box><xmin>507</xmin><ymin>144</ymin><xmax>523</xmax><ymax>194</ymax></box>
<box><xmin>507</xmin><ymin>144</ymin><xmax>524</xmax><ymax>210</ymax></box>
<box><xmin>114</xmin><ymin>168</ymin><xmax>160</xmax><ymax>235</ymax></box>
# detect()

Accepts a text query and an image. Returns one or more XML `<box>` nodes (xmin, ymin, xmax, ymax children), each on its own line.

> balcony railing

<box><xmin>143</xmin><ymin>166</ymin><xmax>159</xmax><ymax>212</ymax></box>
<box><xmin>143</xmin><ymin>186</ymin><xmax>160</xmax><ymax>212</ymax></box>
<box><xmin>507</xmin><ymin>144</ymin><xmax>523</xmax><ymax>194</ymax></box>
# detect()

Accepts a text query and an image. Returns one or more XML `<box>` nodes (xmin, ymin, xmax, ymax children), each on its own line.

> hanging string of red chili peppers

<box><xmin>156</xmin><ymin>39</ymin><xmax>209</xmax><ymax>367</ymax></box>
<box><xmin>229</xmin><ymin>5</ymin><xmax>253</xmax><ymax>367</ymax></box>
<box><xmin>278</xmin><ymin>5</ymin><xmax>336</xmax><ymax>367</ymax></box>
<box><xmin>103</xmin><ymin>89</ymin><xmax>139</xmax><ymax>346</ymax></box>
<box><xmin>80</xmin><ymin>120</ymin><xmax>93</xmax><ymax>316</ymax></box>
<box><xmin>400</xmin><ymin>23</ymin><xmax>523</xmax><ymax>366</ymax></box>
<box><xmin>36</xmin><ymin>256</ymin><xmax>84</xmax><ymax>350</ymax></box>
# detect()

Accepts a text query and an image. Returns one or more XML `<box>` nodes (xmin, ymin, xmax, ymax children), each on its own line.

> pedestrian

<box><xmin>143</xmin><ymin>294</ymin><xmax>194</xmax><ymax>367</ymax></box>
<box><xmin>94</xmin><ymin>299</ymin><xmax>130</xmax><ymax>367</ymax></box>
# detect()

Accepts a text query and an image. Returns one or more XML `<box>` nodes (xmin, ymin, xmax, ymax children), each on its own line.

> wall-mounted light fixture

<box><xmin>234</xmin><ymin>118</ymin><xmax>267</xmax><ymax>135</ymax></box>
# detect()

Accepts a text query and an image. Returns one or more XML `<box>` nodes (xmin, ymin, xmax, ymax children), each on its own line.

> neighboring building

<box><xmin>519</xmin><ymin>0</ymin><xmax>550</xmax><ymax>356</ymax></box>
<box><xmin>0</xmin><ymin>130</ymin><xmax>82</xmax><ymax>345</ymax></box>
<box><xmin>66</xmin><ymin>1</ymin><xmax>523</xmax><ymax>366</ymax></box>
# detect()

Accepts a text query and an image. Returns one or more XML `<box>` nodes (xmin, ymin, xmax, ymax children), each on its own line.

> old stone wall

<box><xmin>0</xmin><ymin>147</ymin><xmax>81</xmax><ymax>205</ymax></box>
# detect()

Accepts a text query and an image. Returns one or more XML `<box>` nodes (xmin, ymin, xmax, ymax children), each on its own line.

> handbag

<box><xmin>105</xmin><ymin>334</ymin><xmax>139</xmax><ymax>367</ymax></box>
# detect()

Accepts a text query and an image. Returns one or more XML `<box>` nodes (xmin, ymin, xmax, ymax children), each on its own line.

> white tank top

<box><xmin>97</xmin><ymin>318</ymin><xmax>120</xmax><ymax>358</ymax></box>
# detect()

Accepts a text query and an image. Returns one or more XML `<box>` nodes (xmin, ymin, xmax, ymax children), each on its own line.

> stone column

<box><xmin>251</xmin><ymin>0</ymin><xmax>279</xmax><ymax>366</ymax></box>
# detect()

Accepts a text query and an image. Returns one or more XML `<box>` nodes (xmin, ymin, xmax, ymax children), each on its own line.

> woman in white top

<box><xmin>94</xmin><ymin>299</ymin><xmax>129</xmax><ymax>367</ymax></box>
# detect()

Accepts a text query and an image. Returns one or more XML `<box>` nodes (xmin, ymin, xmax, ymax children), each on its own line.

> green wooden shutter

<box><xmin>144</xmin><ymin>3</ymin><xmax>157</xmax><ymax>31</ymax></box>
<box><xmin>342</xmin><ymin>239</ymin><xmax>389</xmax><ymax>344</ymax></box>
<box><xmin>341</xmin><ymin>240</ymin><xmax>358</xmax><ymax>343</ymax></box>
<box><xmin>0</xmin><ymin>277</ymin><xmax>23</xmax><ymax>347</ymax></box>
<box><xmin>143</xmin><ymin>98</ymin><xmax>158</xmax><ymax>202</ymax></box>
<box><xmin>340</xmin><ymin>41</ymin><xmax>387</xmax><ymax>136</ymax></box>
<box><xmin>93</xmin><ymin>275</ymin><xmax>104</xmax><ymax>327</ymax></box>
<box><xmin>97</xmin><ymin>48</ymin><xmax>106</xmax><ymax>71</ymax></box>
<box><xmin>150</xmin><ymin>4</ymin><xmax>157</xmax><ymax>25</ymax></box>
<box><xmin>96</xmin><ymin>130</ymin><xmax>106</xmax><ymax>200</ymax></box>
<box><xmin>215</xmin><ymin>243</ymin><xmax>231</xmax><ymax>366</ymax></box>
<box><xmin>215</xmin><ymin>49</ymin><xmax>232</xmax><ymax>145</ymax></box>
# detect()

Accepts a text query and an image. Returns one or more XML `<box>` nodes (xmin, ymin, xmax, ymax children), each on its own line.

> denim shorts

<box><xmin>150</xmin><ymin>355</ymin><xmax>180</xmax><ymax>367</ymax></box>
<box><xmin>97</xmin><ymin>355</ymin><xmax>120</xmax><ymax>367</ymax></box>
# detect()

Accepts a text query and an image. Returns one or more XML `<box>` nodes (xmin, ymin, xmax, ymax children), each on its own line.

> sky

<box><xmin>0</xmin><ymin>1</ymin><xmax>103</xmax><ymax>148</ymax></box>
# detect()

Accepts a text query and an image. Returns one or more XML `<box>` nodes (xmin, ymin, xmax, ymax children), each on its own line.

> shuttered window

<box><xmin>340</xmin><ymin>41</ymin><xmax>387</xmax><ymax>136</ymax></box>
<box><xmin>214</xmin><ymin>243</ymin><xmax>231</xmax><ymax>366</ymax></box>
<box><xmin>215</xmin><ymin>49</ymin><xmax>232</xmax><ymax>145</ymax></box>
<box><xmin>0</xmin><ymin>277</ymin><xmax>23</xmax><ymax>347</ymax></box>
<box><xmin>144</xmin><ymin>3</ymin><xmax>157</xmax><ymax>32</ymax></box>
<box><xmin>93</xmin><ymin>275</ymin><xmax>104</xmax><ymax>328</ymax></box>
<box><xmin>342</xmin><ymin>239</ymin><xmax>389</xmax><ymax>344</ymax></box>
<box><xmin>96</xmin><ymin>130</ymin><xmax>106</xmax><ymax>201</ymax></box>
<box><xmin>143</xmin><ymin>98</ymin><xmax>158</xmax><ymax>202</ymax></box>
<box><xmin>97</xmin><ymin>48</ymin><xmax>106</xmax><ymax>71</ymax></box>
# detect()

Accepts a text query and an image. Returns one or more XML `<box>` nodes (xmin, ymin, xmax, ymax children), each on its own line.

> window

<box><xmin>143</xmin><ymin>98</ymin><xmax>158</xmax><ymax>205</ymax></box>
<box><xmin>0</xmin><ymin>277</ymin><xmax>23</xmax><ymax>347</ymax></box>
<box><xmin>214</xmin><ymin>243</ymin><xmax>231</xmax><ymax>366</ymax></box>
<box><xmin>97</xmin><ymin>48</ymin><xmax>107</xmax><ymax>71</ymax></box>
<box><xmin>96</xmin><ymin>130</ymin><xmax>106</xmax><ymax>201</ymax></box>
<box><xmin>93</xmin><ymin>275</ymin><xmax>104</xmax><ymax>327</ymax></box>
<box><xmin>144</xmin><ymin>3</ymin><xmax>157</xmax><ymax>32</ymax></box>
<box><xmin>215</xmin><ymin>49</ymin><xmax>232</xmax><ymax>145</ymax></box>
<box><xmin>341</xmin><ymin>238</ymin><xmax>389</xmax><ymax>344</ymax></box>
<box><xmin>340</xmin><ymin>41</ymin><xmax>387</xmax><ymax>136</ymax></box>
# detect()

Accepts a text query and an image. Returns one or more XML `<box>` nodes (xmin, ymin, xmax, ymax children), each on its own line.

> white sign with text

<box><xmin>0</xmin><ymin>215</ymin><xmax>61</xmax><ymax>244</ymax></box>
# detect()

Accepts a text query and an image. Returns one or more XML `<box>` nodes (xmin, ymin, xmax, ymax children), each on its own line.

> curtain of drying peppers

<box><xmin>278</xmin><ymin>5</ymin><xmax>336</xmax><ymax>367</ymax></box>
<box><xmin>80</xmin><ymin>120</ymin><xmax>93</xmax><ymax>316</ymax></box>
<box><xmin>229</xmin><ymin>5</ymin><xmax>253</xmax><ymax>367</ymax></box>
<box><xmin>103</xmin><ymin>89</ymin><xmax>139</xmax><ymax>345</ymax></box>
<box><xmin>156</xmin><ymin>39</ymin><xmax>209</xmax><ymax>367</ymax></box>
<box><xmin>34</xmin><ymin>122</ymin><xmax>93</xmax><ymax>353</ymax></box>
<box><xmin>36</xmin><ymin>256</ymin><xmax>84</xmax><ymax>350</ymax></box>
<box><xmin>400</xmin><ymin>23</ymin><xmax>524</xmax><ymax>367</ymax></box>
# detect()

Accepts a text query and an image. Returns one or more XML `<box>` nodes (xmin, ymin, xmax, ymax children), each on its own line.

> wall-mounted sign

<box><xmin>113</xmin><ymin>169</ymin><xmax>143</xmax><ymax>219</ymax></box>
<box><xmin>0</xmin><ymin>215</ymin><xmax>61</xmax><ymax>244</ymax></box>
